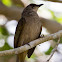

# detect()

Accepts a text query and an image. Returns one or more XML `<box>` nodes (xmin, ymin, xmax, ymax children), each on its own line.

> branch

<box><xmin>40</xmin><ymin>17</ymin><xmax>62</xmax><ymax>33</ymax></box>
<box><xmin>48</xmin><ymin>0</ymin><xmax>62</xmax><ymax>3</ymax></box>
<box><xmin>47</xmin><ymin>37</ymin><xmax>60</xmax><ymax>62</ymax></box>
<box><xmin>21</xmin><ymin>0</ymin><xmax>30</xmax><ymax>7</ymax></box>
<box><xmin>0</xmin><ymin>2</ymin><xmax>23</xmax><ymax>20</ymax></box>
<box><xmin>0</xmin><ymin>30</ymin><xmax>62</xmax><ymax>56</ymax></box>
<box><xmin>12</xmin><ymin>0</ymin><xmax>24</xmax><ymax>7</ymax></box>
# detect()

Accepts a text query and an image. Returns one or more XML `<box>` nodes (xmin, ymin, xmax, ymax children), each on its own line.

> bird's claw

<box><xmin>40</xmin><ymin>34</ymin><xmax>44</xmax><ymax>38</ymax></box>
<box><xmin>27</xmin><ymin>43</ymin><xmax>31</xmax><ymax>47</ymax></box>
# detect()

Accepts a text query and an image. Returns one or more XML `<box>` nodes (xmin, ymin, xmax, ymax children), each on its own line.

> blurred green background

<box><xmin>0</xmin><ymin>0</ymin><xmax>62</xmax><ymax>62</ymax></box>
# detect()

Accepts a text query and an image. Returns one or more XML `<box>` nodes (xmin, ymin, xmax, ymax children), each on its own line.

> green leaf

<box><xmin>48</xmin><ymin>9</ymin><xmax>56</xmax><ymax>19</ymax></box>
<box><xmin>45</xmin><ymin>47</ymin><xmax>53</xmax><ymax>55</ymax></box>
<box><xmin>56</xmin><ymin>17</ymin><xmax>62</xmax><ymax>23</ymax></box>
<box><xmin>1</xmin><ymin>0</ymin><xmax>12</xmax><ymax>7</ymax></box>
<box><xmin>26</xmin><ymin>54</ymin><xmax>36</xmax><ymax>60</ymax></box>
<box><xmin>0</xmin><ymin>26</ymin><xmax>9</xmax><ymax>36</ymax></box>
<box><xmin>0</xmin><ymin>42</ymin><xmax>13</xmax><ymax>51</ymax></box>
<box><xmin>30</xmin><ymin>54</ymin><xmax>36</xmax><ymax>59</ymax></box>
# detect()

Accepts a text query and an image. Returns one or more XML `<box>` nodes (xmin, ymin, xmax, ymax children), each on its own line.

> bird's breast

<box><xmin>19</xmin><ymin>16</ymin><xmax>41</xmax><ymax>45</ymax></box>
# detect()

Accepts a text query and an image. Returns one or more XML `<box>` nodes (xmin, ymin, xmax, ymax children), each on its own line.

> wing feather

<box><xmin>14</xmin><ymin>17</ymin><xmax>26</xmax><ymax>48</ymax></box>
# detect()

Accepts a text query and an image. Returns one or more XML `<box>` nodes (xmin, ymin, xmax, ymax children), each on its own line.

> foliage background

<box><xmin>0</xmin><ymin>0</ymin><xmax>62</xmax><ymax>62</ymax></box>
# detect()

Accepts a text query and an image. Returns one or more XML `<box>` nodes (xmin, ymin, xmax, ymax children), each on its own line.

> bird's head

<box><xmin>27</xmin><ymin>4</ymin><xmax>43</xmax><ymax>12</ymax></box>
<box><xmin>22</xmin><ymin>4</ymin><xmax>43</xmax><ymax>17</ymax></box>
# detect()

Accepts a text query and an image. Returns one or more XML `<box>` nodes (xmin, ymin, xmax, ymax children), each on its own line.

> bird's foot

<box><xmin>40</xmin><ymin>34</ymin><xmax>44</xmax><ymax>38</ymax></box>
<box><xmin>27</xmin><ymin>43</ymin><xmax>31</xmax><ymax>47</ymax></box>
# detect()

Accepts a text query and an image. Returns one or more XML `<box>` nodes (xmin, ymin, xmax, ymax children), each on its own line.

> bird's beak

<box><xmin>36</xmin><ymin>4</ymin><xmax>43</xmax><ymax>7</ymax></box>
<box><xmin>33</xmin><ymin>4</ymin><xmax>43</xmax><ymax>12</ymax></box>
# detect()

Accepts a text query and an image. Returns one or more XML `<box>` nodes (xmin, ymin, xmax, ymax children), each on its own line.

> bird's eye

<box><xmin>31</xmin><ymin>4</ymin><xmax>36</xmax><ymax>8</ymax></box>
<box><xmin>31</xmin><ymin>6</ymin><xmax>34</xmax><ymax>8</ymax></box>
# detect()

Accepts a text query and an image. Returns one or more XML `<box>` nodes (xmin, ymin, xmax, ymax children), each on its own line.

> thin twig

<box><xmin>46</xmin><ymin>37</ymin><xmax>60</xmax><ymax>62</ymax></box>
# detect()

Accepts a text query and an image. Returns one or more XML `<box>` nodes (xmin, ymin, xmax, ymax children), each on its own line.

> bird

<box><xmin>14</xmin><ymin>3</ymin><xmax>43</xmax><ymax>62</ymax></box>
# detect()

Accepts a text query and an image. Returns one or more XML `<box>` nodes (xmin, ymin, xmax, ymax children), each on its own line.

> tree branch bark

<box><xmin>12</xmin><ymin>0</ymin><xmax>24</xmax><ymax>7</ymax></box>
<box><xmin>48</xmin><ymin>0</ymin><xmax>62</xmax><ymax>3</ymax></box>
<box><xmin>0</xmin><ymin>2</ymin><xmax>23</xmax><ymax>20</ymax></box>
<box><xmin>0</xmin><ymin>30</ymin><xmax>62</xmax><ymax>56</ymax></box>
<box><xmin>40</xmin><ymin>17</ymin><xmax>62</xmax><ymax>33</ymax></box>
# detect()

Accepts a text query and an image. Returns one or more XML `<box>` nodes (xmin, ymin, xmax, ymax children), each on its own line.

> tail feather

<box><xmin>27</xmin><ymin>47</ymin><xmax>36</xmax><ymax>58</ymax></box>
<box><xmin>16</xmin><ymin>51</ymin><xmax>27</xmax><ymax>62</ymax></box>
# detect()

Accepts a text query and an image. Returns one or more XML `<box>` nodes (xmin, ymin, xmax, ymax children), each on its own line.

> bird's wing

<box><xmin>14</xmin><ymin>17</ymin><xmax>26</xmax><ymax>48</ymax></box>
<box><xmin>27</xmin><ymin>29</ymin><xmax>41</xmax><ymax>58</ymax></box>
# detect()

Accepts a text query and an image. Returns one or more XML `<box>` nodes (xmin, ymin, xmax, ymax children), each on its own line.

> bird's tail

<box><xmin>16</xmin><ymin>51</ymin><xmax>27</xmax><ymax>62</ymax></box>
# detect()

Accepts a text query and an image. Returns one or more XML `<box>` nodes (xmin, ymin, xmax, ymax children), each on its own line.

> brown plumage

<box><xmin>14</xmin><ymin>4</ymin><xmax>43</xmax><ymax>62</ymax></box>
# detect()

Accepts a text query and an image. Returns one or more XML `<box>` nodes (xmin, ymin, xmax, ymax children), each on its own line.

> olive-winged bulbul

<box><xmin>14</xmin><ymin>3</ymin><xmax>43</xmax><ymax>62</ymax></box>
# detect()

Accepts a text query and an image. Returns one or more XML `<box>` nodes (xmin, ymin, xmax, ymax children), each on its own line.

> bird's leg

<box><xmin>38</xmin><ymin>34</ymin><xmax>44</xmax><ymax>46</ymax></box>
<box><xmin>27</xmin><ymin>43</ymin><xmax>31</xmax><ymax>47</ymax></box>
<box><xmin>40</xmin><ymin>34</ymin><xmax>44</xmax><ymax>38</ymax></box>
